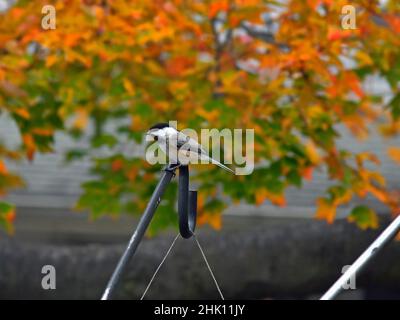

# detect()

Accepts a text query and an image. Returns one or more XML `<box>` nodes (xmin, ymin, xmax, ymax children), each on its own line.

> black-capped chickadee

<box><xmin>146</xmin><ymin>123</ymin><xmax>235</xmax><ymax>174</ymax></box>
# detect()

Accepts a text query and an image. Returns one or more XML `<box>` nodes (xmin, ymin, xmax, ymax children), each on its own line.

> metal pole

<box><xmin>320</xmin><ymin>215</ymin><xmax>400</xmax><ymax>300</ymax></box>
<box><xmin>101</xmin><ymin>166</ymin><xmax>176</xmax><ymax>300</ymax></box>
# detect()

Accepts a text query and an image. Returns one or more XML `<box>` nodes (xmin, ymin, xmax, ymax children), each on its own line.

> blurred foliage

<box><xmin>0</xmin><ymin>0</ymin><xmax>400</xmax><ymax>233</ymax></box>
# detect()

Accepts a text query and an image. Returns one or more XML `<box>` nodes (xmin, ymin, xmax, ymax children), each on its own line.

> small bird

<box><xmin>146</xmin><ymin>122</ymin><xmax>235</xmax><ymax>174</ymax></box>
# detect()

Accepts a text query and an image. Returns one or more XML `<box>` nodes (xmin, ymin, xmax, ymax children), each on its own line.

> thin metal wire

<box><xmin>193</xmin><ymin>233</ymin><xmax>225</xmax><ymax>300</ymax></box>
<box><xmin>140</xmin><ymin>233</ymin><xmax>180</xmax><ymax>300</ymax></box>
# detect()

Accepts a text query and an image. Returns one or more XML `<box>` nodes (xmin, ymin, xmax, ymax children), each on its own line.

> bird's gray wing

<box><xmin>176</xmin><ymin>132</ymin><xmax>207</xmax><ymax>155</ymax></box>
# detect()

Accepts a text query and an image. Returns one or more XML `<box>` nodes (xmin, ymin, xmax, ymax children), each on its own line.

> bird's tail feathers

<box><xmin>210</xmin><ymin>158</ymin><xmax>235</xmax><ymax>174</ymax></box>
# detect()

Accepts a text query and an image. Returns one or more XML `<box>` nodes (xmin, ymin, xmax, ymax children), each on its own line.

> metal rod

<box><xmin>101</xmin><ymin>166</ymin><xmax>176</xmax><ymax>300</ymax></box>
<box><xmin>320</xmin><ymin>215</ymin><xmax>400</xmax><ymax>300</ymax></box>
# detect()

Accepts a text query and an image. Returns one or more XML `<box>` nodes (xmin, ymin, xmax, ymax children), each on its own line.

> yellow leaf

<box><xmin>123</xmin><ymin>78</ymin><xmax>135</xmax><ymax>95</ymax></box>
<box><xmin>305</xmin><ymin>141</ymin><xmax>321</xmax><ymax>165</ymax></box>
<box><xmin>333</xmin><ymin>189</ymin><xmax>353</xmax><ymax>206</ymax></box>
<box><xmin>356</xmin><ymin>51</ymin><xmax>374</xmax><ymax>67</ymax></box>
<box><xmin>196</xmin><ymin>109</ymin><xmax>219</xmax><ymax>122</ymax></box>
<box><xmin>73</xmin><ymin>109</ymin><xmax>88</xmax><ymax>130</ymax></box>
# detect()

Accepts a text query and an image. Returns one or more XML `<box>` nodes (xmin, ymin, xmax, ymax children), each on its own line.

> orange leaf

<box><xmin>316</xmin><ymin>198</ymin><xmax>336</xmax><ymax>224</ymax></box>
<box><xmin>4</xmin><ymin>209</ymin><xmax>16</xmax><ymax>223</ymax></box>
<box><xmin>32</xmin><ymin>128</ymin><xmax>54</xmax><ymax>136</ymax></box>
<box><xmin>255</xmin><ymin>188</ymin><xmax>268</xmax><ymax>206</ymax></box>
<box><xmin>13</xmin><ymin>108</ymin><xmax>30</xmax><ymax>120</ymax></box>
<box><xmin>385</xmin><ymin>14</ymin><xmax>400</xmax><ymax>33</ymax></box>
<box><xmin>64</xmin><ymin>33</ymin><xmax>82</xmax><ymax>48</ymax></box>
<box><xmin>209</xmin><ymin>1</ymin><xmax>229</xmax><ymax>18</ymax></box>
<box><xmin>327</xmin><ymin>26</ymin><xmax>352</xmax><ymax>42</ymax></box>
<box><xmin>256</xmin><ymin>188</ymin><xmax>286</xmax><ymax>207</ymax></box>
<box><xmin>307</xmin><ymin>0</ymin><xmax>321</xmax><ymax>9</ymax></box>
<box><xmin>111</xmin><ymin>159</ymin><xmax>124</xmax><ymax>172</ymax></box>
<box><xmin>165</xmin><ymin>56</ymin><xmax>193</xmax><ymax>77</ymax></box>
<box><xmin>46</xmin><ymin>55</ymin><xmax>58</xmax><ymax>68</ymax></box>
<box><xmin>302</xmin><ymin>167</ymin><xmax>313</xmax><ymax>181</ymax></box>
<box><xmin>209</xmin><ymin>213</ymin><xmax>222</xmax><ymax>230</ymax></box>
<box><xmin>22</xmin><ymin>134</ymin><xmax>36</xmax><ymax>161</ymax></box>
<box><xmin>0</xmin><ymin>160</ymin><xmax>7</xmax><ymax>175</ymax></box>
<box><xmin>345</xmin><ymin>72</ymin><xmax>364</xmax><ymax>99</ymax></box>
<box><xmin>368</xmin><ymin>185</ymin><xmax>389</xmax><ymax>203</ymax></box>
<box><xmin>270</xmin><ymin>193</ymin><xmax>286</xmax><ymax>207</ymax></box>
<box><xmin>388</xmin><ymin>147</ymin><xmax>400</xmax><ymax>164</ymax></box>
<box><xmin>198</xmin><ymin>212</ymin><xmax>222</xmax><ymax>230</ymax></box>
<box><xmin>126</xmin><ymin>167</ymin><xmax>138</xmax><ymax>181</ymax></box>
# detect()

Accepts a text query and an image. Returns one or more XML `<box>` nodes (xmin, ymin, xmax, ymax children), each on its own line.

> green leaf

<box><xmin>65</xmin><ymin>149</ymin><xmax>87</xmax><ymax>162</ymax></box>
<box><xmin>0</xmin><ymin>202</ymin><xmax>14</xmax><ymax>214</ymax></box>
<box><xmin>348</xmin><ymin>206</ymin><xmax>379</xmax><ymax>230</ymax></box>
<box><xmin>91</xmin><ymin>134</ymin><xmax>118</xmax><ymax>148</ymax></box>
<box><xmin>388</xmin><ymin>93</ymin><xmax>400</xmax><ymax>121</ymax></box>
<box><xmin>287</xmin><ymin>169</ymin><xmax>302</xmax><ymax>187</ymax></box>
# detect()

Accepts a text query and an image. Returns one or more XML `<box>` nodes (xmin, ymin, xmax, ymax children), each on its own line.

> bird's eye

<box><xmin>154</xmin><ymin>136</ymin><xmax>158</xmax><ymax>141</ymax></box>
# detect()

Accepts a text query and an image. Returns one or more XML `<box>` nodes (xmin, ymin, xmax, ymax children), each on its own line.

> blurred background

<box><xmin>0</xmin><ymin>0</ymin><xmax>400</xmax><ymax>299</ymax></box>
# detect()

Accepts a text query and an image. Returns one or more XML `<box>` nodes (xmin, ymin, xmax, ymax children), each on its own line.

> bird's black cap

<box><xmin>149</xmin><ymin>122</ymin><xmax>170</xmax><ymax>130</ymax></box>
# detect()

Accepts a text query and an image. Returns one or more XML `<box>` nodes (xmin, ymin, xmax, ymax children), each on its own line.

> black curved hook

<box><xmin>178</xmin><ymin>165</ymin><xmax>197</xmax><ymax>239</ymax></box>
